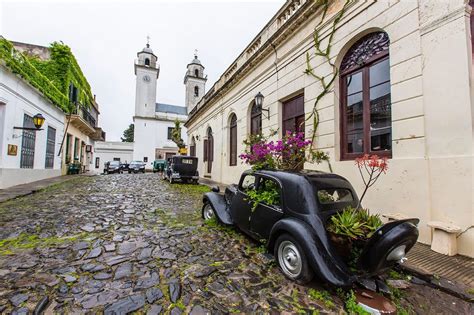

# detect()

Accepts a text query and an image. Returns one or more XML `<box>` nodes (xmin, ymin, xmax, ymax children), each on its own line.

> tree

<box><xmin>121</xmin><ymin>123</ymin><xmax>134</xmax><ymax>142</ymax></box>
<box><xmin>171</xmin><ymin>119</ymin><xmax>186</xmax><ymax>150</ymax></box>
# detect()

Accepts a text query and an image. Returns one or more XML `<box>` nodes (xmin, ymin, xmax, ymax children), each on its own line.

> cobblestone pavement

<box><xmin>0</xmin><ymin>175</ymin><xmax>472</xmax><ymax>314</ymax></box>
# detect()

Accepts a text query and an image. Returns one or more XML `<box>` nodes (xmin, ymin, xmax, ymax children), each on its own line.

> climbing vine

<box><xmin>304</xmin><ymin>0</ymin><xmax>351</xmax><ymax>172</ymax></box>
<box><xmin>0</xmin><ymin>38</ymin><xmax>94</xmax><ymax>113</ymax></box>
<box><xmin>0</xmin><ymin>38</ymin><xmax>70</xmax><ymax>112</ymax></box>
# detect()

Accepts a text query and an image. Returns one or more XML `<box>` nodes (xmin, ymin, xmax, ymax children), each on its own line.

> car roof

<box><xmin>245</xmin><ymin>169</ymin><xmax>350</xmax><ymax>183</ymax></box>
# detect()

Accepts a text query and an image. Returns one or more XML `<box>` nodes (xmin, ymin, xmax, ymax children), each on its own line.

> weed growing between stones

<box><xmin>0</xmin><ymin>232</ymin><xmax>94</xmax><ymax>255</ymax></box>
<box><xmin>308</xmin><ymin>288</ymin><xmax>335</xmax><ymax>309</ymax></box>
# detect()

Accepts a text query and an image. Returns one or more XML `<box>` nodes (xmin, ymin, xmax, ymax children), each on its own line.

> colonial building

<box><xmin>93</xmin><ymin>141</ymin><xmax>134</xmax><ymax>171</ymax></box>
<box><xmin>185</xmin><ymin>0</ymin><xmax>473</xmax><ymax>257</ymax></box>
<box><xmin>0</xmin><ymin>38</ymin><xmax>104</xmax><ymax>188</ymax></box>
<box><xmin>132</xmin><ymin>44</ymin><xmax>204</xmax><ymax>168</ymax></box>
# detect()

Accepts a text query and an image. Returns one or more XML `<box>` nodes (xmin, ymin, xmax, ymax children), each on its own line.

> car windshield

<box><xmin>110</xmin><ymin>161</ymin><xmax>120</xmax><ymax>166</ymax></box>
<box><xmin>130</xmin><ymin>161</ymin><xmax>142</xmax><ymax>165</ymax></box>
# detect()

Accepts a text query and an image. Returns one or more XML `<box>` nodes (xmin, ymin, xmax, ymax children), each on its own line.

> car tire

<box><xmin>202</xmin><ymin>202</ymin><xmax>216</xmax><ymax>221</ymax></box>
<box><xmin>274</xmin><ymin>234</ymin><xmax>314</xmax><ymax>284</ymax></box>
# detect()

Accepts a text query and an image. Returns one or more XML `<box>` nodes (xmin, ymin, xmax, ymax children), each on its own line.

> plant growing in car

<box><xmin>327</xmin><ymin>207</ymin><xmax>366</xmax><ymax>239</ymax></box>
<box><xmin>246</xmin><ymin>180</ymin><xmax>280</xmax><ymax>211</ymax></box>
<box><xmin>355</xmin><ymin>154</ymin><xmax>389</xmax><ymax>207</ymax></box>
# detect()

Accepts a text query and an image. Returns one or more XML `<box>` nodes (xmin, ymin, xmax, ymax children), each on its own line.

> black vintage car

<box><xmin>104</xmin><ymin>161</ymin><xmax>122</xmax><ymax>174</ymax></box>
<box><xmin>163</xmin><ymin>155</ymin><xmax>199</xmax><ymax>184</ymax></box>
<box><xmin>202</xmin><ymin>170</ymin><xmax>419</xmax><ymax>287</ymax></box>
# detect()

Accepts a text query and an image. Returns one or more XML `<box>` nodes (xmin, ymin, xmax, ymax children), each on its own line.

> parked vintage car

<box><xmin>128</xmin><ymin>161</ymin><xmax>146</xmax><ymax>173</ymax></box>
<box><xmin>152</xmin><ymin>159</ymin><xmax>167</xmax><ymax>173</ymax></box>
<box><xmin>103</xmin><ymin>161</ymin><xmax>122</xmax><ymax>174</ymax></box>
<box><xmin>202</xmin><ymin>170</ymin><xmax>419</xmax><ymax>287</ymax></box>
<box><xmin>163</xmin><ymin>155</ymin><xmax>199</xmax><ymax>184</ymax></box>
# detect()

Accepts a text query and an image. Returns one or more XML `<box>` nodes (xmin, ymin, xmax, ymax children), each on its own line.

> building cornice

<box><xmin>185</xmin><ymin>0</ymin><xmax>326</xmax><ymax>127</ymax></box>
<box><xmin>133</xmin><ymin>115</ymin><xmax>187</xmax><ymax>123</ymax></box>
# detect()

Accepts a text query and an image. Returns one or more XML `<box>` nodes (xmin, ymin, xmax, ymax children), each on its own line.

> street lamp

<box><xmin>255</xmin><ymin>92</ymin><xmax>269</xmax><ymax>119</ymax></box>
<box><xmin>14</xmin><ymin>113</ymin><xmax>46</xmax><ymax>131</ymax></box>
<box><xmin>33</xmin><ymin>113</ymin><xmax>45</xmax><ymax>129</ymax></box>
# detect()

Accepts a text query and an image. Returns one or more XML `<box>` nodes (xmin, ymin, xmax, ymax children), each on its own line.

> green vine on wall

<box><xmin>0</xmin><ymin>39</ymin><xmax>70</xmax><ymax>112</ymax></box>
<box><xmin>304</xmin><ymin>0</ymin><xmax>351</xmax><ymax>172</ymax></box>
<box><xmin>0</xmin><ymin>38</ymin><xmax>94</xmax><ymax>113</ymax></box>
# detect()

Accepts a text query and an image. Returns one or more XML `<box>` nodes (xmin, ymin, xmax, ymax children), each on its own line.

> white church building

<box><xmin>95</xmin><ymin>43</ymin><xmax>206</xmax><ymax>170</ymax></box>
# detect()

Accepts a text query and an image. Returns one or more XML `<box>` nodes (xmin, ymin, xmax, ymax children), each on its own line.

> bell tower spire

<box><xmin>184</xmin><ymin>50</ymin><xmax>207</xmax><ymax>113</ymax></box>
<box><xmin>134</xmin><ymin>40</ymin><xmax>160</xmax><ymax>118</ymax></box>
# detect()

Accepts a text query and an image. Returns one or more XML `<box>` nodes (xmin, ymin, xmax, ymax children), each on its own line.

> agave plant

<box><xmin>327</xmin><ymin>207</ymin><xmax>383</xmax><ymax>240</ymax></box>
<box><xmin>327</xmin><ymin>207</ymin><xmax>365</xmax><ymax>239</ymax></box>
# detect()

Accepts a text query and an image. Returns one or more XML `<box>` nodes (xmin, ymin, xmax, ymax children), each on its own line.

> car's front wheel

<box><xmin>274</xmin><ymin>234</ymin><xmax>314</xmax><ymax>283</ymax></box>
<box><xmin>202</xmin><ymin>203</ymin><xmax>215</xmax><ymax>221</ymax></box>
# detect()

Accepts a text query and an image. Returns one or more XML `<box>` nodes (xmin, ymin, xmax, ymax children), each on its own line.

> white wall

<box><xmin>93</xmin><ymin>141</ymin><xmax>134</xmax><ymax>172</ymax></box>
<box><xmin>0</xmin><ymin>65</ymin><xmax>65</xmax><ymax>188</ymax></box>
<box><xmin>133</xmin><ymin>116</ymin><xmax>188</xmax><ymax>168</ymax></box>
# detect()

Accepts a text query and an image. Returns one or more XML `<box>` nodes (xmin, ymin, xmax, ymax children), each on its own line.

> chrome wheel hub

<box><xmin>203</xmin><ymin>204</ymin><xmax>214</xmax><ymax>220</ymax></box>
<box><xmin>278</xmin><ymin>240</ymin><xmax>302</xmax><ymax>277</ymax></box>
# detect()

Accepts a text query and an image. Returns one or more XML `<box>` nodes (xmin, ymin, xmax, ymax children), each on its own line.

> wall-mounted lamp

<box><xmin>195</xmin><ymin>135</ymin><xmax>200</xmax><ymax>141</ymax></box>
<box><xmin>14</xmin><ymin>113</ymin><xmax>45</xmax><ymax>131</ymax></box>
<box><xmin>255</xmin><ymin>92</ymin><xmax>269</xmax><ymax>120</ymax></box>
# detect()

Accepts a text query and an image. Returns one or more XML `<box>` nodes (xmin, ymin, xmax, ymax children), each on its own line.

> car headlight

<box><xmin>386</xmin><ymin>245</ymin><xmax>407</xmax><ymax>263</ymax></box>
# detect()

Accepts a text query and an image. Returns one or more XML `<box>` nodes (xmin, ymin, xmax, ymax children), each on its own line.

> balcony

<box><xmin>67</xmin><ymin>102</ymin><xmax>96</xmax><ymax>137</ymax></box>
<box><xmin>91</xmin><ymin>127</ymin><xmax>106</xmax><ymax>141</ymax></box>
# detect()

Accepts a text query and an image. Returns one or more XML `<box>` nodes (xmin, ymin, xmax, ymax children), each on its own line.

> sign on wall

<box><xmin>7</xmin><ymin>144</ymin><xmax>17</xmax><ymax>156</ymax></box>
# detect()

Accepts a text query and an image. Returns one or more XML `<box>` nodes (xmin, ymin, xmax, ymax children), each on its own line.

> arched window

<box><xmin>250</xmin><ymin>102</ymin><xmax>262</xmax><ymax>136</ymax></box>
<box><xmin>340</xmin><ymin>32</ymin><xmax>392</xmax><ymax>160</ymax></box>
<box><xmin>194</xmin><ymin>69</ymin><xmax>199</xmax><ymax>77</ymax></box>
<box><xmin>194</xmin><ymin>86</ymin><xmax>199</xmax><ymax>97</ymax></box>
<box><xmin>229</xmin><ymin>114</ymin><xmax>237</xmax><ymax>166</ymax></box>
<box><xmin>190</xmin><ymin>137</ymin><xmax>196</xmax><ymax>157</ymax></box>
<box><xmin>145</xmin><ymin>58</ymin><xmax>150</xmax><ymax>66</ymax></box>
<box><xmin>204</xmin><ymin>127</ymin><xmax>213</xmax><ymax>173</ymax></box>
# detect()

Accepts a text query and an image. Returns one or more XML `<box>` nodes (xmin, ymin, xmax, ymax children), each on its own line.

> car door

<box><xmin>250</xmin><ymin>176</ymin><xmax>284</xmax><ymax>240</ymax></box>
<box><xmin>229</xmin><ymin>173</ymin><xmax>256</xmax><ymax>234</ymax></box>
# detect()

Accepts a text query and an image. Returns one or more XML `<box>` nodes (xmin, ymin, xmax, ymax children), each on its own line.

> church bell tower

<box><xmin>184</xmin><ymin>51</ymin><xmax>207</xmax><ymax>113</ymax></box>
<box><xmin>134</xmin><ymin>40</ymin><xmax>160</xmax><ymax>118</ymax></box>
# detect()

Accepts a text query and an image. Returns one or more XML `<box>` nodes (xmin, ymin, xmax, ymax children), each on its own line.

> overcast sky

<box><xmin>1</xmin><ymin>0</ymin><xmax>284</xmax><ymax>140</ymax></box>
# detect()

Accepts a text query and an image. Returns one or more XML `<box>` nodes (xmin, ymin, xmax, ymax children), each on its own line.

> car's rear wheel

<box><xmin>202</xmin><ymin>203</ymin><xmax>215</xmax><ymax>221</ymax></box>
<box><xmin>274</xmin><ymin>234</ymin><xmax>314</xmax><ymax>283</ymax></box>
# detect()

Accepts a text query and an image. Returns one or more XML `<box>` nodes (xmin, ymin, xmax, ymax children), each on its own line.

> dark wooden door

<box><xmin>207</xmin><ymin>133</ymin><xmax>213</xmax><ymax>173</ymax></box>
<box><xmin>282</xmin><ymin>94</ymin><xmax>305</xmax><ymax>135</ymax></box>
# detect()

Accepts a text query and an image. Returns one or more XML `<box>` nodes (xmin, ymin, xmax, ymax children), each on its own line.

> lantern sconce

<box><xmin>255</xmin><ymin>92</ymin><xmax>269</xmax><ymax>120</ymax></box>
<box><xmin>14</xmin><ymin>113</ymin><xmax>46</xmax><ymax>131</ymax></box>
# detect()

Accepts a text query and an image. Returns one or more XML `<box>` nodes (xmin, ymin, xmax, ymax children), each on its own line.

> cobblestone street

<box><xmin>0</xmin><ymin>175</ymin><xmax>472</xmax><ymax>314</ymax></box>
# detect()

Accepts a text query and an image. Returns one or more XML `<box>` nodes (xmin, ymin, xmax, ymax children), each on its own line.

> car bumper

<box><xmin>171</xmin><ymin>174</ymin><xmax>199</xmax><ymax>180</ymax></box>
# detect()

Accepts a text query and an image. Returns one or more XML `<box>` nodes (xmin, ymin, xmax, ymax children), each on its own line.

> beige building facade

<box><xmin>185</xmin><ymin>0</ymin><xmax>474</xmax><ymax>257</ymax></box>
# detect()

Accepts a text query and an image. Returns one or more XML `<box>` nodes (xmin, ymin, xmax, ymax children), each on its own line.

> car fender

<box><xmin>203</xmin><ymin>192</ymin><xmax>233</xmax><ymax>225</ymax></box>
<box><xmin>268</xmin><ymin>217</ymin><xmax>355</xmax><ymax>287</ymax></box>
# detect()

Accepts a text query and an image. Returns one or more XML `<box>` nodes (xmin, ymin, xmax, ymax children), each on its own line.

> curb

<box><xmin>397</xmin><ymin>264</ymin><xmax>473</xmax><ymax>302</ymax></box>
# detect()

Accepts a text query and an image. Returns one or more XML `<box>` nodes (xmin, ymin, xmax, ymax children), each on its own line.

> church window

<box><xmin>167</xmin><ymin>127</ymin><xmax>174</xmax><ymax>140</ymax></box>
<box><xmin>194</xmin><ymin>86</ymin><xmax>199</xmax><ymax>97</ymax></box>
<box><xmin>340</xmin><ymin>31</ymin><xmax>392</xmax><ymax>160</ymax></box>
<box><xmin>229</xmin><ymin>114</ymin><xmax>237</xmax><ymax>166</ymax></box>
<box><xmin>250</xmin><ymin>102</ymin><xmax>262</xmax><ymax>136</ymax></box>
<box><xmin>145</xmin><ymin>58</ymin><xmax>150</xmax><ymax>66</ymax></box>
<box><xmin>194</xmin><ymin>69</ymin><xmax>199</xmax><ymax>77</ymax></box>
